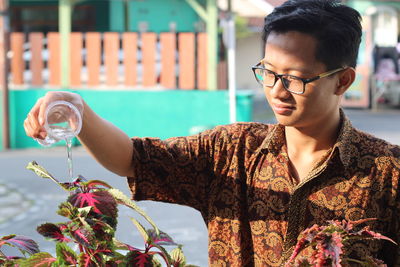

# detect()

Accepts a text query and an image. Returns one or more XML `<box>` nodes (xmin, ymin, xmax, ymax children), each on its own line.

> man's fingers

<box><xmin>24</xmin><ymin>117</ymin><xmax>40</xmax><ymax>138</ymax></box>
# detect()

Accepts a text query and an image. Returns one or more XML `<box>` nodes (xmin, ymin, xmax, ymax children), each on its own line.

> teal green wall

<box><xmin>110</xmin><ymin>0</ymin><xmax>205</xmax><ymax>33</ymax></box>
<box><xmin>83</xmin><ymin>0</ymin><xmax>109</xmax><ymax>32</ymax></box>
<box><xmin>3</xmin><ymin>90</ymin><xmax>253</xmax><ymax>150</ymax></box>
<box><xmin>110</xmin><ymin>1</ymin><xmax>125</xmax><ymax>32</ymax></box>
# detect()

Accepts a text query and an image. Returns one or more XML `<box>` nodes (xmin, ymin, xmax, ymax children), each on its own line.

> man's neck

<box><xmin>285</xmin><ymin>110</ymin><xmax>342</xmax><ymax>157</ymax></box>
<box><xmin>284</xmin><ymin>110</ymin><xmax>342</xmax><ymax>182</ymax></box>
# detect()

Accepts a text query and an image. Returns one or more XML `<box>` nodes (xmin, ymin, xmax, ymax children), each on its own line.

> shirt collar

<box><xmin>332</xmin><ymin>109</ymin><xmax>356</xmax><ymax>168</ymax></box>
<box><xmin>259</xmin><ymin>109</ymin><xmax>356</xmax><ymax>168</ymax></box>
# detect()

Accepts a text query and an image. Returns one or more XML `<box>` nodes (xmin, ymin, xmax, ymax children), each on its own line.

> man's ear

<box><xmin>335</xmin><ymin>67</ymin><xmax>356</xmax><ymax>95</ymax></box>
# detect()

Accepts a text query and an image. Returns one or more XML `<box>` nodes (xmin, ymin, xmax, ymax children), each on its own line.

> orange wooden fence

<box><xmin>9</xmin><ymin>32</ymin><xmax>210</xmax><ymax>90</ymax></box>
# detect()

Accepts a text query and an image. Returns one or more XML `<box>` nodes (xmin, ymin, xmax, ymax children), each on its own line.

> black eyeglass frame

<box><xmin>251</xmin><ymin>62</ymin><xmax>346</xmax><ymax>95</ymax></box>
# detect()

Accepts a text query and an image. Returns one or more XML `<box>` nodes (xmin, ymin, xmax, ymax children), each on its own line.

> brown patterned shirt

<box><xmin>127</xmin><ymin>113</ymin><xmax>400</xmax><ymax>266</ymax></box>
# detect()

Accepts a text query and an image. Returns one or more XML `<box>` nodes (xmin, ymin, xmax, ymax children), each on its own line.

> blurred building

<box><xmin>344</xmin><ymin>0</ymin><xmax>400</xmax><ymax>108</ymax></box>
<box><xmin>9</xmin><ymin>0</ymin><xmax>205</xmax><ymax>33</ymax></box>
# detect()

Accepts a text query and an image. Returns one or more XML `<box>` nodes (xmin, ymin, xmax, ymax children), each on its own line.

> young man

<box><xmin>25</xmin><ymin>0</ymin><xmax>400</xmax><ymax>265</ymax></box>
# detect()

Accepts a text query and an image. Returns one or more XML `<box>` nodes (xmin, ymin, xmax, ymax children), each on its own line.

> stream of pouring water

<box><xmin>66</xmin><ymin>138</ymin><xmax>74</xmax><ymax>182</ymax></box>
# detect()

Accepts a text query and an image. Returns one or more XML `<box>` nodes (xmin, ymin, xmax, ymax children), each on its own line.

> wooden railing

<box><xmin>9</xmin><ymin>32</ymin><xmax>209</xmax><ymax>90</ymax></box>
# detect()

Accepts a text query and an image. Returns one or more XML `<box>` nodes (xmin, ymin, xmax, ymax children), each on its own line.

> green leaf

<box><xmin>77</xmin><ymin>206</ymin><xmax>93</xmax><ymax>217</ymax></box>
<box><xmin>55</xmin><ymin>242</ymin><xmax>77</xmax><ymax>265</ymax></box>
<box><xmin>170</xmin><ymin>246</ymin><xmax>186</xmax><ymax>267</ymax></box>
<box><xmin>151</xmin><ymin>255</ymin><xmax>163</xmax><ymax>267</ymax></box>
<box><xmin>26</xmin><ymin>161</ymin><xmax>69</xmax><ymax>191</ymax></box>
<box><xmin>19</xmin><ymin>252</ymin><xmax>56</xmax><ymax>267</ymax></box>
<box><xmin>112</xmin><ymin>238</ymin><xmax>140</xmax><ymax>251</ymax></box>
<box><xmin>130</xmin><ymin>218</ymin><xmax>150</xmax><ymax>243</ymax></box>
<box><xmin>108</xmin><ymin>188</ymin><xmax>159</xmax><ymax>234</ymax></box>
<box><xmin>57</xmin><ymin>202</ymin><xmax>77</xmax><ymax>218</ymax></box>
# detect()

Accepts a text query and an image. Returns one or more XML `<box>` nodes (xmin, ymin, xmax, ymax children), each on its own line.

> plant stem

<box><xmin>0</xmin><ymin>249</ymin><xmax>6</xmax><ymax>258</ymax></box>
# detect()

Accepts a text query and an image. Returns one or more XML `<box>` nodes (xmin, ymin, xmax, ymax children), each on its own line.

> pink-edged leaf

<box><xmin>352</xmin><ymin>227</ymin><xmax>397</xmax><ymax>245</ymax></box>
<box><xmin>147</xmin><ymin>229</ymin><xmax>177</xmax><ymax>246</ymax></box>
<box><xmin>68</xmin><ymin>190</ymin><xmax>117</xmax><ymax>217</ymax></box>
<box><xmin>286</xmin><ymin>224</ymin><xmax>321</xmax><ymax>265</ymax></box>
<box><xmin>346</xmin><ymin>218</ymin><xmax>376</xmax><ymax>230</ymax></box>
<box><xmin>20</xmin><ymin>252</ymin><xmax>56</xmax><ymax>267</ymax></box>
<box><xmin>125</xmin><ymin>250</ymin><xmax>153</xmax><ymax>267</ymax></box>
<box><xmin>0</xmin><ymin>235</ymin><xmax>40</xmax><ymax>255</ymax></box>
<box><xmin>37</xmin><ymin>223</ymin><xmax>71</xmax><ymax>243</ymax></box>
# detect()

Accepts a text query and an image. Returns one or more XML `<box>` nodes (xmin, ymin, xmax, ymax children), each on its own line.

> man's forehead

<box><xmin>262</xmin><ymin>32</ymin><xmax>326</xmax><ymax>73</ymax></box>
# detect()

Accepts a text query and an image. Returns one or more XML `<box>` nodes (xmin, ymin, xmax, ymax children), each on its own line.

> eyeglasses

<box><xmin>251</xmin><ymin>62</ymin><xmax>345</xmax><ymax>95</ymax></box>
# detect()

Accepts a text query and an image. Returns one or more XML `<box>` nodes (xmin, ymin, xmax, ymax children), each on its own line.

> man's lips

<box><xmin>271</xmin><ymin>103</ymin><xmax>295</xmax><ymax>114</ymax></box>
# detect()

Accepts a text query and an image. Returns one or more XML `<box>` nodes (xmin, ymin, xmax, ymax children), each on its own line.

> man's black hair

<box><xmin>263</xmin><ymin>0</ymin><xmax>362</xmax><ymax>70</ymax></box>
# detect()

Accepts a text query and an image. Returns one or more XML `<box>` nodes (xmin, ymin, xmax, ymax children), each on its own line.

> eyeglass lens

<box><xmin>254</xmin><ymin>68</ymin><xmax>304</xmax><ymax>93</ymax></box>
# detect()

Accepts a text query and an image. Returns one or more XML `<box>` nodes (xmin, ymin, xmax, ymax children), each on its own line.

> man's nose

<box><xmin>268</xmin><ymin>78</ymin><xmax>291</xmax><ymax>98</ymax></box>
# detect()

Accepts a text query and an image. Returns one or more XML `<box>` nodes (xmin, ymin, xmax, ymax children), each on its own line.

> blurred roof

<box><xmin>219</xmin><ymin>0</ymin><xmax>286</xmax><ymax>18</ymax></box>
<box><xmin>264</xmin><ymin>0</ymin><xmax>286</xmax><ymax>7</ymax></box>
<box><xmin>218</xmin><ymin>0</ymin><xmax>286</xmax><ymax>29</ymax></box>
<box><xmin>219</xmin><ymin>0</ymin><xmax>273</xmax><ymax>17</ymax></box>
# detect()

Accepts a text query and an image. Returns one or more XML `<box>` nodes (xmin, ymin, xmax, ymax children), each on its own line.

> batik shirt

<box><xmin>127</xmin><ymin>114</ymin><xmax>400</xmax><ymax>266</ymax></box>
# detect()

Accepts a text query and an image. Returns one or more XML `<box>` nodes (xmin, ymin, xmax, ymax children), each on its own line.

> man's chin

<box><xmin>274</xmin><ymin>114</ymin><xmax>299</xmax><ymax>127</ymax></box>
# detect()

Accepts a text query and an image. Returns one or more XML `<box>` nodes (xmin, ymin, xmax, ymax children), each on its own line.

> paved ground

<box><xmin>0</xmin><ymin>95</ymin><xmax>399</xmax><ymax>266</ymax></box>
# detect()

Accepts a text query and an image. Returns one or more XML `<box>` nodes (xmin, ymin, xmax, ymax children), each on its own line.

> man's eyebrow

<box><xmin>260</xmin><ymin>59</ymin><xmax>269</xmax><ymax>66</ymax></box>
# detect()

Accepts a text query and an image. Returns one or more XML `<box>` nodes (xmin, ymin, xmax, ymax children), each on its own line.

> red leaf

<box><xmin>79</xmin><ymin>253</ymin><xmax>98</xmax><ymax>267</ymax></box>
<box><xmin>68</xmin><ymin>190</ymin><xmax>117</xmax><ymax>217</ymax></box>
<box><xmin>37</xmin><ymin>223</ymin><xmax>71</xmax><ymax>243</ymax></box>
<box><xmin>125</xmin><ymin>251</ymin><xmax>153</xmax><ymax>267</ymax></box>
<box><xmin>71</xmin><ymin>228</ymin><xmax>95</xmax><ymax>248</ymax></box>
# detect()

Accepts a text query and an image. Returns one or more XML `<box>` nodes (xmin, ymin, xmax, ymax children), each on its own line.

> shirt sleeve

<box><xmin>126</xmin><ymin>124</ymin><xmax>235</xmax><ymax>214</ymax></box>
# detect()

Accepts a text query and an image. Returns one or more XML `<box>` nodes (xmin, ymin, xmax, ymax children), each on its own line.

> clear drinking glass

<box><xmin>36</xmin><ymin>100</ymin><xmax>82</xmax><ymax>147</ymax></box>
